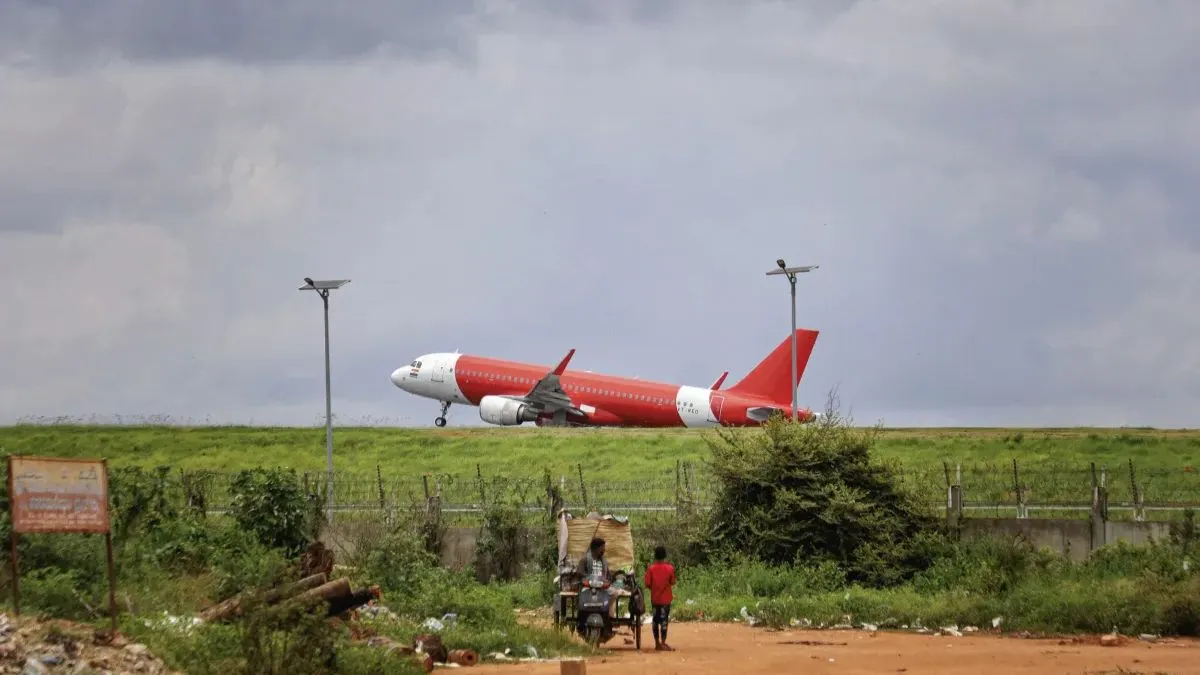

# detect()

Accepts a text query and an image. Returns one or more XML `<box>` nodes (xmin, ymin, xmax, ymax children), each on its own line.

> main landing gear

<box><xmin>434</xmin><ymin>401</ymin><xmax>451</xmax><ymax>427</ymax></box>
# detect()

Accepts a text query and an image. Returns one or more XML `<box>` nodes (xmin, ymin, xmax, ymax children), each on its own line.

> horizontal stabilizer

<box><xmin>710</xmin><ymin>371</ymin><xmax>729</xmax><ymax>390</ymax></box>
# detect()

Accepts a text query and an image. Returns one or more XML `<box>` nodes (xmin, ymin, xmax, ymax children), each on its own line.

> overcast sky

<box><xmin>1</xmin><ymin>0</ymin><xmax>1198</xmax><ymax>428</ymax></box>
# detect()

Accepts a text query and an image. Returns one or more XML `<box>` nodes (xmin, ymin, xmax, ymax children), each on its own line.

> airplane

<box><xmin>388</xmin><ymin>328</ymin><xmax>821</xmax><ymax>428</ymax></box>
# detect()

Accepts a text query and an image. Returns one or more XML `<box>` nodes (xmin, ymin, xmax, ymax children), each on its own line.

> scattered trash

<box><xmin>0</xmin><ymin>612</ymin><xmax>181</xmax><ymax>675</ymax></box>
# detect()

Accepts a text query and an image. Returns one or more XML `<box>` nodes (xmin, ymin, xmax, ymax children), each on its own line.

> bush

<box><xmin>227</xmin><ymin>468</ymin><xmax>317</xmax><ymax>556</ymax></box>
<box><xmin>703</xmin><ymin>398</ymin><xmax>938</xmax><ymax>584</ymax></box>
<box><xmin>474</xmin><ymin>497</ymin><xmax>530</xmax><ymax>583</ymax></box>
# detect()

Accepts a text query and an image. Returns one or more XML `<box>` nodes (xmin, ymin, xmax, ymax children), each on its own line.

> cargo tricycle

<box><xmin>552</xmin><ymin>510</ymin><xmax>645</xmax><ymax>650</ymax></box>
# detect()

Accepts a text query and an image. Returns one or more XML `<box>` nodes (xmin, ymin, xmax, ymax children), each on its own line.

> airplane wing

<box><xmin>710</xmin><ymin>371</ymin><xmax>729</xmax><ymax>390</ymax></box>
<box><xmin>516</xmin><ymin>349</ymin><xmax>586</xmax><ymax>417</ymax></box>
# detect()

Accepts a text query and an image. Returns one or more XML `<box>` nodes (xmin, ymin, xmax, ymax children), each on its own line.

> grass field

<box><xmin>2</xmin><ymin>423</ymin><xmax>1198</xmax><ymax>480</ymax></box>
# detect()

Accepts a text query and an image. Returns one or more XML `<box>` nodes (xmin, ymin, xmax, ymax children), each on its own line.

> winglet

<box><xmin>710</xmin><ymin>371</ymin><xmax>729</xmax><ymax>390</ymax></box>
<box><xmin>552</xmin><ymin>349</ymin><xmax>575</xmax><ymax>376</ymax></box>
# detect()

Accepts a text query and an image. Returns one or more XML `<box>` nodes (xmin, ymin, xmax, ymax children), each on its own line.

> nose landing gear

<box><xmin>434</xmin><ymin>401</ymin><xmax>451</xmax><ymax>427</ymax></box>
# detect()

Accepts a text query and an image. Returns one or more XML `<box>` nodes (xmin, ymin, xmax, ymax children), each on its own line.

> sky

<box><xmin>1</xmin><ymin>0</ymin><xmax>1198</xmax><ymax>428</ymax></box>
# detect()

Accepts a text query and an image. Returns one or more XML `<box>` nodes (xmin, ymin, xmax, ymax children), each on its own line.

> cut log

<box><xmin>265</xmin><ymin>573</ymin><xmax>328</xmax><ymax>604</ymax></box>
<box><xmin>297</xmin><ymin>577</ymin><xmax>353</xmax><ymax>604</ymax></box>
<box><xmin>448</xmin><ymin>649</ymin><xmax>479</xmax><ymax>666</ymax></box>
<box><xmin>197</xmin><ymin>573</ymin><xmax>330</xmax><ymax>622</ymax></box>
<box><xmin>325</xmin><ymin>587</ymin><xmax>382</xmax><ymax>617</ymax></box>
<box><xmin>300</xmin><ymin>540</ymin><xmax>335</xmax><ymax>578</ymax></box>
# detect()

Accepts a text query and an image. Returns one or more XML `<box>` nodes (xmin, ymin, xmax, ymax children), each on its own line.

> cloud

<box><xmin>1</xmin><ymin>0</ymin><xmax>1198</xmax><ymax>428</ymax></box>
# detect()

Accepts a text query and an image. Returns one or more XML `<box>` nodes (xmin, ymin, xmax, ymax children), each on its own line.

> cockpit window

<box><xmin>410</xmin><ymin>360</ymin><xmax>422</xmax><ymax>367</ymax></box>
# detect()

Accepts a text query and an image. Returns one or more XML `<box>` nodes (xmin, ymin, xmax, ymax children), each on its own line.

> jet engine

<box><xmin>479</xmin><ymin>395</ymin><xmax>539</xmax><ymax>426</ymax></box>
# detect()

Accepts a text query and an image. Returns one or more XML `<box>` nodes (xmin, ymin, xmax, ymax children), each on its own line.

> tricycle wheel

<box><xmin>586</xmin><ymin>625</ymin><xmax>602</xmax><ymax>649</ymax></box>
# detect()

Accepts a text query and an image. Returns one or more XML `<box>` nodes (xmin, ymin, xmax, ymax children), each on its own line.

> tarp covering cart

<box><xmin>553</xmin><ymin>510</ymin><xmax>645</xmax><ymax>650</ymax></box>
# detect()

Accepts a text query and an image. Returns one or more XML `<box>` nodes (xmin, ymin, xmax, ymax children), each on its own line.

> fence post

<box><xmin>577</xmin><ymin>464</ymin><xmax>589</xmax><ymax>512</ymax></box>
<box><xmin>1128</xmin><ymin>459</ymin><xmax>1145</xmax><ymax>522</ymax></box>
<box><xmin>1013</xmin><ymin>459</ymin><xmax>1027</xmax><ymax>519</ymax></box>
<box><xmin>683</xmin><ymin>462</ymin><xmax>695</xmax><ymax>513</ymax></box>
<box><xmin>945</xmin><ymin>461</ymin><xmax>963</xmax><ymax>534</ymax></box>
<box><xmin>476</xmin><ymin>464</ymin><xmax>487</xmax><ymax>507</ymax></box>
<box><xmin>675</xmin><ymin>460</ymin><xmax>682</xmax><ymax>518</ymax></box>
<box><xmin>376</xmin><ymin>464</ymin><xmax>386</xmax><ymax>512</ymax></box>
<box><xmin>1090</xmin><ymin>463</ymin><xmax>1108</xmax><ymax>553</ymax></box>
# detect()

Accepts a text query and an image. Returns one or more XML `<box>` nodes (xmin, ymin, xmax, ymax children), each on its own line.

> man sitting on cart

<box><xmin>575</xmin><ymin>537</ymin><xmax>615</xmax><ymax>632</ymax></box>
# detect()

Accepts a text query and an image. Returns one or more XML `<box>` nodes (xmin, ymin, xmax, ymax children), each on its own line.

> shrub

<box><xmin>227</xmin><ymin>468</ymin><xmax>315</xmax><ymax>556</ymax></box>
<box><xmin>703</xmin><ymin>396</ymin><xmax>938</xmax><ymax>584</ymax></box>
<box><xmin>474</xmin><ymin>497</ymin><xmax>530</xmax><ymax>583</ymax></box>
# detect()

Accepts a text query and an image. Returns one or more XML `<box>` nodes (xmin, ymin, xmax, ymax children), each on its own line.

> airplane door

<box><xmin>431</xmin><ymin>361</ymin><xmax>446</xmax><ymax>383</ymax></box>
<box><xmin>707</xmin><ymin>395</ymin><xmax>724</xmax><ymax>424</ymax></box>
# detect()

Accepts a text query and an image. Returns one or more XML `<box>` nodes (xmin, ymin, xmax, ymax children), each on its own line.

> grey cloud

<box><xmin>2</xmin><ymin>0</ymin><xmax>485</xmax><ymax>66</ymax></box>
<box><xmin>2</xmin><ymin>0</ymin><xmax>1199</xmax><ymax>427</ymax></box>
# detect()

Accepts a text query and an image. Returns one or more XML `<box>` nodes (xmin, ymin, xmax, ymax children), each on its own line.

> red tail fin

<box><xmin>726</xmin><ymin>329</ymin><xmax>820</xmax><ymax>403</ymax></box>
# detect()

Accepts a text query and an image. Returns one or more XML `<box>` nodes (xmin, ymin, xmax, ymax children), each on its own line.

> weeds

<box><xmin>4</xmin><ymin>413</ymin><xmax>1200</xmax><ymax>674</ymax></box>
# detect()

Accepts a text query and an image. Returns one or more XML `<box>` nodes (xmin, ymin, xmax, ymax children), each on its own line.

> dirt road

<box><xmin>477</xmin><ymin>623</ymin><xmax>1200</xmax><ymax>674</ymax></box>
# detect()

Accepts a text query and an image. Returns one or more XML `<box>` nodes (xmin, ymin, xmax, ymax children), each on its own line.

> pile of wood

<box><xmin>196</xmin><ymin>571</ymin><xmax>481</xmax><ymax>672</ymax></box>
<box><xmin>197</xmin><ymin>573</ymin><xmax>381</xmax><ymax>624</ymax></box>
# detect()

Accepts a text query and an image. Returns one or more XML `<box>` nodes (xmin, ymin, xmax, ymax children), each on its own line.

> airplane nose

<box><xmin>390</xmin><ymin>367</ymin><xmax>407</xmax><ymax>389</ymax></box>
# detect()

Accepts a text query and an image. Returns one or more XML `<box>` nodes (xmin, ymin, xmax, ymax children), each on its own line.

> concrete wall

<box><xmin>441</xmin><ymin>527</ymin><xmax>479</xmax><ymax>570</ymax></box>
<box><xmin>1106</xmin><ymin>520</ymin><xmax>1172</xmax><ymax>548</ymax></box>
<box><xmin>961</xmin><ymin>518</ymin><xmax>1094</xmax><ymax>561</ymax></box>
<box><xmin>959</xmin><ymin>517</ymin><xmax>1172</xmax><ymax>561</ymax></box>
<box><xmin>431</xmin><ymin>520</ymin><xmax>1173</xmax><ymax>575</ymax></box>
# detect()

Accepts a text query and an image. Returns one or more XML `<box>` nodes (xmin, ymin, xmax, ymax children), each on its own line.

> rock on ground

<box><xmin>0</xmin><ymin>613</ymin><xmax>181</xmax><ymax>675</ymax></box>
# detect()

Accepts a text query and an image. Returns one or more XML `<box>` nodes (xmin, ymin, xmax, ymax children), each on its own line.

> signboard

<box><xmin>9</xmin><ymin>456</ymin><xmax>110</xmax><ymax>534</ymax></box>
<box><xmin>7</xmin><ymin>455</ymin><xmax>116</xmax><ymax>629</ymax></box>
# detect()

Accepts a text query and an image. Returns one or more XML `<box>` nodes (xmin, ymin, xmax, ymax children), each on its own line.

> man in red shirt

<box><xmin>643</xmin><ymin>545</ymin><xmax>677</xmax><ymax>651</ymax></box>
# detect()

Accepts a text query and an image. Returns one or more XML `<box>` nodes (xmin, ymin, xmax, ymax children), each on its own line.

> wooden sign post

<box><xmin>7</xmin><ymin>455</ymin><xmax>116</xmax><ymax>630</ymax></box>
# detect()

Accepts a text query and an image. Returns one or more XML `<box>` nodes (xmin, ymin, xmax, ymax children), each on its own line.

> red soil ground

<box><xmin>480</xmin><ymin>622</ymin><xmax>1200</xmax><ymax>674</ymax></box>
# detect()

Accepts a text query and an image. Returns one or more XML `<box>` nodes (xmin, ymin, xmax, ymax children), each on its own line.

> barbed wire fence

<box><xmin>150</xmin><ymin>458</ymin><xmax>1200</xmax><ymax>525</ymax></box>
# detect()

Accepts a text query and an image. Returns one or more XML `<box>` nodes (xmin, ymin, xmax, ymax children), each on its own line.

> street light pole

<box><xmin>299</xmin><ymin>277</ymin><xmax>350</xmax><ymax>523</ymax></box>
<box><xmin>766</xmin><ymin>260</ymin><xmax>817</xmax><ymax>422</ymax></box>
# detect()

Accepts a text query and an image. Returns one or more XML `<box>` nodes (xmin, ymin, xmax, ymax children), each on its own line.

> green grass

<box><xmin>3</xmin><ymin>425</ymin><xmax>1200</xmax><ymax>516</ymax></box>
<box><xmin>3</xmin><ymin>425</ymin><xmax>1199</xmax><ymax>477</ymax></box>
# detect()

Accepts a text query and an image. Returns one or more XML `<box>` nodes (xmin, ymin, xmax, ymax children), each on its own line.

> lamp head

<box><xmin>776</xmin><ymin>259</ymin><xmax>786</xmax><ymax>270</ymax></box>
<box><xmin>304</xmin><ymin>277</ymin><xmax>314</xmax><ymax>286</ymax></box>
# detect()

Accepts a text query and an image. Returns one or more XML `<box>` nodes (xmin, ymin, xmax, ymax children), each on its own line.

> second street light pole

<box><xmin>299</xmin><ymin>277</ymin><xmax>350</xmax><ymax>523</ymax></box>
<box><xmin>766</xmin><ymin>260</ymin><xmax>817</xmax><ymax>422</ymax></box>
